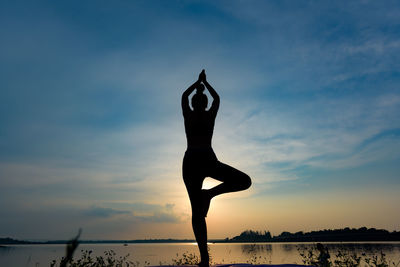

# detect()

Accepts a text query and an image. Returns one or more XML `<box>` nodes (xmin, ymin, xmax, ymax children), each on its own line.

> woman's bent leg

<box><xmin>207</xmin><ymin>161</ymin><xmax>251</xmax><ymax>199</ymax></box>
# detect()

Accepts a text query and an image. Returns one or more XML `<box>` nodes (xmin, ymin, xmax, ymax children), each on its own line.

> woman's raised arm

<box><xmin>182</xmin><ymin>79</ymin><xmax>199</xmax><ymax>115</ymax></box>
<box><xmin>203</xmin><ymin>77</ymin><xmax>220</xmax><ymax>114</ymax></box>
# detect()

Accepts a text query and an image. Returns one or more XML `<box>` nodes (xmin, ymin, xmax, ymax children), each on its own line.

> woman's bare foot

<box><xmin>198</xmin><ymin>261</ymin><xmax>210</xmax><ymax>267</ymax></box>
<box><xmin>201</xmin><ymin>189</ymin><xmax>212</xmax><ymax>217</ymax></box>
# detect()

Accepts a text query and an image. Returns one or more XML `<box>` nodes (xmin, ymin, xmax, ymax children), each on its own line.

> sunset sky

<box><xmin>1</xmin><ymin>1</ymin><xmax>400</xmax><ymax>240</ymax></box>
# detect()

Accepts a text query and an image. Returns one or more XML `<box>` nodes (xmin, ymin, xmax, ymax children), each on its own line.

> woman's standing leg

<box><xmin>184</xmin><ymin>183</ymin><xmax>210</xmax><ymax>266</ymax></box>
<box><xmin>191</xmin><ymin>199</ymin><xmax>209</xmax><ymax>265</ymax></box>
<box><xmin>183</xmin><ymin>150</ymin><xmax>210</xmax><ymax>266</ymax></box>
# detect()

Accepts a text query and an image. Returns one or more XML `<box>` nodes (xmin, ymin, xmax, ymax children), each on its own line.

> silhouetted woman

<box><xmin>182</xmin><ymin>70</ymin><xmax>251</xmax><ymax>267</ymax></box>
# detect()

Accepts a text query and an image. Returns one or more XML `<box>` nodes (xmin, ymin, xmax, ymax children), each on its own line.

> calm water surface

<box><xmin>1</xmin><ymin>242</ymin><xmax>400</xmax><ymax>267</ymax></box>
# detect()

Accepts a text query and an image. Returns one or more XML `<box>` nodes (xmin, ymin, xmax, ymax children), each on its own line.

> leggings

<box><xmin>182</xmin><ymin>147</ymin><xmax>251</xmax><ymax>214</ymax></box>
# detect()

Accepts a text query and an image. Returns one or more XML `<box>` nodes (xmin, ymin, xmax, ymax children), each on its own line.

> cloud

<box><xmin>210</xmin><ymin>87</ymin><xmax>400</xmax><ymax>192</ymax></box>
<box><xmin>85</xmin><ymin>206</ymin><xmax>131</xmax><ymax>218</ymax></box>
<box><xmin>138</xmin><ymin>211</ymin><xmax>182</xmax><ymax>223</ymax></box>
<box><xmin>0</xmin><ymin>200</ymin><xmax>186</xmax><ymax>239</ymax></box>
<box><xmin>82</xmin><ymin>202</ymin><xmax>187</xmax><ymax>225</ymax></box>
<box><xmin>138</xmin><ymin>207</ymin><xmax>185</xmax><ymax>224</ymax></box>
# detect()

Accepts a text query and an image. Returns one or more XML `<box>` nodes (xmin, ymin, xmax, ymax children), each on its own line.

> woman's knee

<box><xmin>192</xmin><ymin>205</ymin><xmax>206</xmax><ymax>219</ymax></box>
<box><xmin>241</xmin><ymin>173</ymin><xmax>252</xmax><ymax>190</ymax></box>
<box><xmin>192</xmin><ymin>213</ymin><xmax>206</xmax><ymax>220</ymax></box>
<box><xmin>229</xmin><ymin>170</ymin><xmax>251</xmax><ymax>190</ymax></box>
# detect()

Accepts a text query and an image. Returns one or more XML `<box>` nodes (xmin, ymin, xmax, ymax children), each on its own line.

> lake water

<box><xmin>1</xmin><ymin>242</ymin><xmax>400</xmax><ymax>267</ymax></box>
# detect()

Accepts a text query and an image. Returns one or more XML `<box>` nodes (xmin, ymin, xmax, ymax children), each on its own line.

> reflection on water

<box><xmin>281</xmin><ymin>244</ymin><xmax>295</xmax><ymax>252</ymax></box>
<box><xmin>239</xmin><ymin>243</ymin><xmax>400</xmax><ymax>265</ymax></box>
<box><xmin>0</xmin><ymin>242</ymin><xmax>399</xmax><ymax>267</ymax></box>
<box><xmin>241</xmin><ymin>244</ymin><xmax>272</xmax><ymax>254</ymax></box>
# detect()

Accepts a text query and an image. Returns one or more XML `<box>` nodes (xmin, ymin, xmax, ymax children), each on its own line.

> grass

<box><xmin>51</xmin><ymin>249</ymin><xmax>139</xmax><ymax>267</ymax></box>
<box><xmin>49</xmin><ymin>235</ymin><xmax>400</xmax><ymax>267</ymax></box>
<box><xmin>297</xmin><ymin>243</ymin><xmax>400</xmax><ymax>267</ymax></box>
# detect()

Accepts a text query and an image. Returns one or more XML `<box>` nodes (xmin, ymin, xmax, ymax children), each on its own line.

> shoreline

<box><xmin>3</xmin><ymin>240</ymin><xmax>400</xmax><ymax>245</ymax></box>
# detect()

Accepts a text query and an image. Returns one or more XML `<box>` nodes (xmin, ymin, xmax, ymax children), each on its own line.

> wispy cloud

<box><xmin>1</xmin><ymin>0</ymin><xmax>400</xmax><ymax>238</ymax></box>
<box><xmin>85</xmin><ymin>206</ymin><xmax>131</xmax><ymax>218</ymax></box>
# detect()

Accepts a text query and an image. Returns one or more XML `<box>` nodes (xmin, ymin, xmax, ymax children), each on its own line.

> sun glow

<box><xmin>202</xmin><ymin>177</ymin><xmax>222</xmax><ymax>190</ymax></box>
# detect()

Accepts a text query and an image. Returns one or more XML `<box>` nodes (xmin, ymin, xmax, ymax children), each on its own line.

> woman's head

<box><xmin>192</xmin><ymin>92</ymin><xmax>208</xmax><ymax>111</ymax></box>
<box><xmin>196</xmin><ymin>83</ymin><xmax>205</xmax><ymax>93</ymax></box>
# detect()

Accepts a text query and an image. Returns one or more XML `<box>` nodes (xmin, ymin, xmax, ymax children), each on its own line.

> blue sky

<box><xmin>1</xmin><ymin>0</ymin><xmax>400</xmax><ymax>240</ymax></box>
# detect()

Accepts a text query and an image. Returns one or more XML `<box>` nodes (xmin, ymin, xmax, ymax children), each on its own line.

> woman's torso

<box><xmin>184</xmin><ymin>111</ymin><xmax>216</xmax><ymax>149</ymax></box>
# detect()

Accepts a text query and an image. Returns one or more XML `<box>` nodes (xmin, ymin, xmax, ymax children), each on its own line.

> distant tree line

<box><xmin>0</xmin><ymin>237</ymin><xmax>36</xmax><ymax>245</ymax></box>
<box><xmin>223</xmin><ymin>227</ymin><xmax>400</xmax><ymax>242</ymax></box>
<box><xmin>2</xmin><ymin>227</ymin><xmax>400</xmax><ymax>245</ymax></box>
